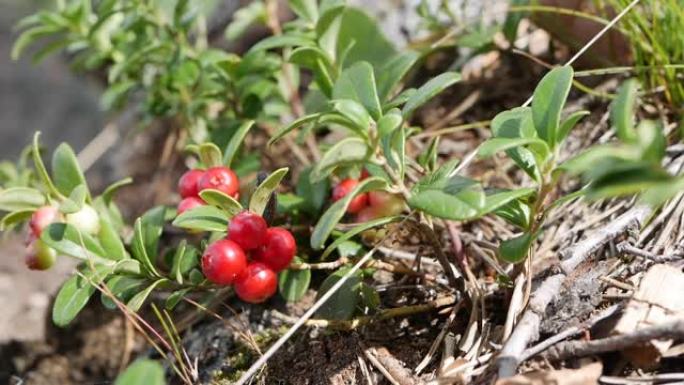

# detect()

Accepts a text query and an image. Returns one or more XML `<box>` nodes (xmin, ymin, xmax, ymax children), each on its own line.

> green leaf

<box><xmin>223</xmin><ymin>120</ymin><xmax>255</xmax><ymax>167</ymax></box>
<box><xmin>408</xmin><ymin>162</ymin><xmax>485</xmax><ymax>220</ymax></box>
<box><xmin>586</xmin><ymin>162</ymin><xmax>672</xmax><ymax>199</ymax></box>
<box><xmin>296</xmin><ymin>167</ymin><xmax>330</xmax><ymax>214</ymax></box>
<box><xmin>316</xmin><ymin>265</ymin><xmax>362</xmax><ymax>320</ymax></box>
<box><xmin>32</xmin><ymin>133</ymin><xmax>60</xmax><ymax>197</ymax></box>
<box><xmin>250</xmin><ymin>34</ymin><xmax>315</xmax><ymax>52</ymax></box>
<box><xmin>481</xmin><ymin>188</ymin><xmax>535</xmax><ymax>216</ymax></box>
<box><xmin>0</xmin><ymin>187</ymin><xmax>45</xmax><ymax>212</ymax></box>
<box><xmin>321</xmin><ymin>216</ymin><xmax>402</xmax><ymax>259</ymax></box>
<box><xmin>199</xmin><ymin>143</ymin><xmax>223</xmax><ymax>168</ymax></box>
<box><xmin>311</xmin><ymin>177</ymin><xmax>387</xmax><ymax>249</ymax></box>
<box><xmin>114</xmin><ymin>359</ymin><xmax>166</xmax><ymax>385</ymax></box>
<box><xmin>101</xmin><ymin>177</ymin><xmax>133</xmax><ymax>205</ymax></box>
<box><xmin>377</xmin><ymin>50</ymin><xmax>420</xmax><ymax>102</ymax></box>
<box><xmin>333</xmin><ymin>62</ymin><xmax>382</xmax><ymax>120</ymax></box>
<box><xmin>132</xmin><ymin>218</ymin><xmax>160</xmax><ymax>277</ymax></box>
<box><xmin>41</xmin><ymin>223</ymin><xmax>120</xmax><ymax>266</ymax></box>
<box><xmin>494</xmin><ymin>197</ymin><xmax>531</xmax><ymax>230</ymax></box>
<box><xmin>499</xmin><ymin>232</ymin><xmax>533</xmax><ymax>263</ymax></box>
<box><xmin>140</xmin><ymin>207</ymin><xmax>166</xmax><ymax>262</ymax></box>
<box><xmin>59</xmin><ymin>184</ymin><xmax>88</xmax><ymax>214</ymax></box>
<box><xmin>311</xmin><ymin>137</ymin><xmax>369</xmax><ymax>182</ymax></box>
<box><xmin>503</xmin><ymin>0</ymin><xmax>528</xmax><ymax>43</ymax></box>
<box><xmin>279</xmin><ymin>259</ymin><xmax>311</xmax><ymax>302</ymax></box>
<box><xmin>1</xmin><ymin>209</ymin><xmax>34</xmax><ymax>230</ymax></box>
<box><xmin>170</xmin><ymin>241</ymin><xmax>199</xmax><ymax>284</ymax></box>
<box><xmin>250</xmin><ymin>168</ymin><xmax>288</xmax><ymax>215</ymax></box>
<box><xmin>531</xmin><ymin>66</ymin><xmax>574</xmax><ymax>147</ymax></box>
<box><xmin>402</xmin><ymin>72</ymin><xmax>461</xmax><ymax>118</ymax></box>
<box><xmin>199</xmin><ymin>189</ymin><xmax>242</xmax><ymax>217</ymax></box>
<box><xmin>478</xmin><ymin>137</ymin><xmax>549</xmax><ymax>158</ymax></box>
<box><xmin>98</xmin><ymin>217</ymin><xmax>127</xmax><ymax>261</ymax></box>
<box><xmin>383</xmin><ymin>125</ymin><xmax>406</xmax><ymax>179</ymax></box>
<box><xmin>636</xmin><ymin>120</ymin><xmax>665</xmax><ymax>163</ymax></box>
<box><xmin>359</xmin><ymin>283</ymin><xmax>380</xmax><ymax>311</ymax></box>
<box><xmin>376</xmin><ymin>109</ymin><xmax>403</xmax><ymax>138</ymax></box>
<box><xmin>491</xmin><ymin>107</ymin><xmax>541</xmax><ymax>182</ymax></box>
<box><xmin>557</xmin><ymin>110</ymin><xmax>589</xmax><ymax>145</ymax></box>
<box><xmin>165</xmin><ymin>288</ymin><xmax>191</xmax><ymax>310</ymax></box>
<box><xmin>330</xmin><ymin>99</ymin><xmax>371</xmax><ymax>133</ymax></box>
<box><xmin>289</xmin><ymin>0</ymin><xmax>319</xmax><ymax>22</ymax></box>
<box><xmin>172</xmin><ymin>204</ymin><xmax>230</xmax><ymax>232</ymax></box>
<box><xmin>127</xmin><ymin>279</ymin><xmax>168</xmax><ymax>312</ymax></box>
<box><xmin>101</xmin><ymin>275</ymin><xmax>147</xmax><ymax>310</ymax></box>
<box><xmin>52</xmin><ymin>143</ymin><xmax>89</xmax><ymax>198</ymax></box>
<box><xmin>268</xmin><ymin>114</ymin><xmax>321</xmax><ymax>146</ymax></box>
<box><xmin>225</xmin><ymin>1</ymin><xmax>266</xmax><ymax>41</ymax></box>
<box><xmin>611</xmin><ymin>78</ymin><xmax>639</xmax><ymax>143</ymax></box>
<box><xmin>53</xmin><ymin>266</ymin><xmax>111</xmax><ymax>327</ymax></box>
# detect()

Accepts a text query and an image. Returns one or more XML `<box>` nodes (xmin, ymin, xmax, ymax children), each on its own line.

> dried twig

<box><xmin>543</xmin><ymin>319</ymin><xmax>684</xmax><ymax>361</ymax></box>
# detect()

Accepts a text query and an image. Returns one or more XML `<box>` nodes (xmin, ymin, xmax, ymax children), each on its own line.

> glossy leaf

<box><xmin>478</xmin><ymin>137</ymin><xmax>548</xmax><ymax>158</ymax></box>
<box><xmin>408</xmin><ymin>161</ymin><xmax>485</xmax><ymax>220</ymax></box>
<box><xmin>114</xmin><ymin>359</ymin><xmax>166</xmax><ymax>385</ymax></box>
<box><xmin>296</xmin><ymin>167</ymin><xmax>330</xmax><ymax>214</ymax></box>
<box><xmin>59</xmin><ymin>184</ymin><xmax>87</xmax><ymax>214</ymax></box>
<box><xmin>268</xmin><ymin>113</ymin><xmax>321</xmax><ymax>146</ymax></box>
<box><xmin>311</xmin><ymin>177</ymin><xmax>386</xmax><ymax>249</ymax></box>
<box><xmin>172</xmin><ymin>204</ymin><xmax>230</xmax><ymax>232</ymax></box>
<box><xmin>127</xmin><ymin>279</ymin><xmax>168</xmax><ymax>312</ymax></box>
<box><xmin>32</xmin><ymin>132</ymin><xmax>60</xmax><ymax>197</ymax></box>
<box><xmin>199</xmin><ymin>143</ymin><xmax>223</xmax><ymax>168</ymax></box>
<box><xmin>0</xmin><ymin>187</ymin><xmax>45</xmax><ymax>212</ymax></box>
<box><xmin>636</xmin><ymin>120</ymin><xmax>665</xmax><ymax>163</ymax></box>
<box><xmin>250</xmin><ymin>34</ymin><xmax>314</xmax><ymax>52</ymax></box>
<box><xmin>316</xmin><ymin>265</ymin><xmax>362</xmax><ymax>320</ymax></box>
<box><xmin>289</xmin><ymin>0</ymin><xmax>318</xmax><ymax>22</ymax></box>
<box><xmin>332</xmin><ymin>62</ymin><xmax>382</xmax><ymax>120</ymax></box>
<box><xmin>310</xmin><ymin>137</ymin><xmax>369</xmax><ymax>182</ymax></box>
<box><xmin>199</xmin><ymin>189</ymin><xmax>242</xmax><ymax>217</ymax></box>
<box><xmin>557</xmin><ymin>110</ymin><xmax>589</xmax><ymax>145</ymax></box>
<box><xmin>223</xmin><ymin>120</ymin><xmax>255</xmax><ymax>167</ymax></box>
<box><xmin>402</xmin><ymin>72</ymin><xmax>461</xmax><ymax>118</ymax></box>
<box><xmin>321</xmin><ymin>216</ymin><xmax>402</xmax><ymax>259</ymax></box>
<box><xmin>377</xmin><ymin>50</ymin><xmax>420</xmax><ymax>101</ymax></box>
<box><xmin>331</xmin><ymin>99</ymin><xmax>371</xmax><ymax>133</ymax></box>
<box><xmin>279</xmin><ymin>258</ymin><xmax>311</xmax><ymax>302</ymax></box>
<box><xmin>376</xmin><ymin>109</ymin><xmax>403</xmax><ymax>138</ymax></box>
<box><xmin>491</xmin><ymin>107</ymin><xmax>541</xmax><ymax>182</ymax></box>
<box><xmin>250</xmin><ymin>167</ymin><xmax>288</xmax><ymax>215</ymax></box>
<box><xmin>101</xmin><ymin>275</ymin><xmax>146</xmax><ymax>310</ymax></box>
<box><xmin>53</xmin><ymin>266</ymin><xmax>111</xmax><ymax>327</ymax></box>
<box><xmin>98</xmin><ymin>217</ymin><xmax>127</xmax><ymax>260</ymax></box>
<box><xmin>132</xmin><ymin>218</ymin><xmax>160</xmax><ymax>277</ymax></box>
<box><xmin>52</xmin><ymin>142</ymin><xmax>89</xmax><ymax>198</ymax></box>
<box><xmin>499</xmin><ymin>232</ymin><xmax>533</xmax><ymax>263</ymax></box>
<box><xmin>531</xmin><ymin>66</ymin><xmax>573</xmax><ymax>147</ymax></box>
<box><xmin>41</xmin><ymin>223</ymin><xmax>116</xmax><ymax>266</ymax></box>
<box><xmin>481</xmin><ymin>188</ymin><xmax>535</xmax><ymax>216</ymax></box>
<box><xmin>611</xmin><ymin>78</ymin><xmax>639</xmax><ymax>143</ymax></box>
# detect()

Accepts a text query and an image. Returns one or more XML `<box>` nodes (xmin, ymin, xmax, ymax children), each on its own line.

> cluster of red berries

<box><xmin>200</xmin><ymin>211</ymin><xmax>296</xmax><ymax>303</ymax></box>
<box><xmin>176</xmin><ymin>166</ymin><xmax>240</xmax><ymax>214</ymax></box>
<box><xmin>332</xmin><ymin>172</ymin><xmax>404</xmax><ymax>222</ymax></box>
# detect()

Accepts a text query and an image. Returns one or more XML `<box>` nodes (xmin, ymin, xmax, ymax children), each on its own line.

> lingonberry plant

<box><xmin>3</xmin><ymin>0</ymin><xmax>684</xmax><ymax>383</ymax></box>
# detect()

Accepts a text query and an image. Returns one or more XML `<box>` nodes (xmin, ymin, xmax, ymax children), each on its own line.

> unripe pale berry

<box><xmin>26</xmin><ymin>239</ymin><xmax>57</xmax><ymax>270</ymax></box>
<box><xmin>253</xmin><ymin>227</ymin><xmax>296</xmax><ymax>271</ymax></box>
<box><xmin>30</xmin><ymin>206</ymin><xmax>61</xmax><ymax>237</ymax></box>
<box><xmin>65</xmin><ymin>204</ymin><xmax>100</xmax><ymax>235</ymax></box>
<box><xmin>177</xmin><ymin>197</ymin><xmax>205</xmax><ymax>215</ymax></box>
<box><xmin>178</xmin><ymin>169</ymin><xmax>205</xmax><ymax>198</ymax></box>
<box><xmin>368</xmin><ymin>191</ymin><xmax>404</xmax><ymax>216</ymax></box>
<box><xmin>198</xmin><ymin>167</ymin><xmax>239</xmax><ymax>198</ymax></box>
<box><xmin>332</xmin><ymin>178</ymin><xmax>368</xmax><ymax>214</ymax></box>
<box><xmin>201</xmin><ymin>239</ymin><xmax>247</xmax><ymax>285</ymax></box>
<box><xmin>228</xmin><ymin>211</ymin><xmax>268</xmax><ymax>250</ymax></box>
<box><xmin>234</xmin><ymin>262</ymin><xmax>277</xmax><ymax>303</ymax></box>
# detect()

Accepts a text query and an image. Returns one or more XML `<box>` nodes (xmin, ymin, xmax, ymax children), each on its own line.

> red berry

<box><xmin>30</xmin><ymin>206</ymin><xmax>60</xmax><ymax>237</ymax></box>
<box><xmin>201</xmin><ymin>239</ymin><xmax>247</xmax><ymax>285</ymax></box>
<box><xmin>177</xmin><ymin>197</ymin><xmax>205</xmax><ymax>215</ymax></box>
<box><xmin>332</xmin><ymin>179</ymin><xmax>368</xmax><ymax>214</ymax></box>
<box><xmin>178</xmin><ymin>169</ymin><xmax>205</xmax><ymax>198</ymax></box>
<box><xmin>228</xmin><ymin>211</ymin><xmax>268</xmax><ymax>250</ymax></box>
<box><xmin>360</xmin><ymin>169</ymin><xmax>370</xmax><ymax>180</ymax></box>
<box><xmin>26</xmin><ymin>239</ymin><xmax>57</xmax><ymax>270</ymax></box>
<box><xmin>355</xmin><ymin>206</ymin><xmax>383</xmax><ymax>223</ymax></box>
<box><xmin>234</xmin><ymin>262</ymin><xmax>277</xmax><ymax>303</ymax></box>
<box><xmin>198</xmin><ymin>167</ymin><xmax>239</xmax><ymax>198</ymax></box>
<box><xmin>253</xmin><ymin>227</ymin><xmax>296</xmax><ymax>271</ymax></box>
